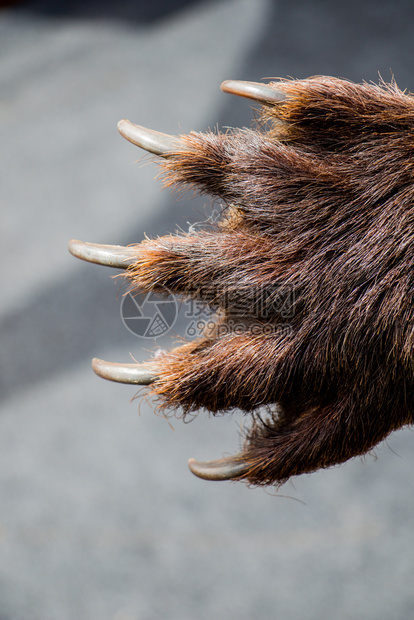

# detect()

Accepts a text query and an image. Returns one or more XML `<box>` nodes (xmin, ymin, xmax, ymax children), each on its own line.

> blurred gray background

<box><xmin>1</xmin><ymin>0</ymin><xmax>414</xmax><ymax>618</ymax></box>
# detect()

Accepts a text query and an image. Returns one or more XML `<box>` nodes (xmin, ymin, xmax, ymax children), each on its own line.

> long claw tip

<box><xmin>68</xmin><ymin>239</ymin><xmax>136</xmax><ymax>269</ymax></box>
<box><xmin>92</xmin><ymin>357</ymin><xmax>157</xmax><ymax>385</ymax></box>
<box><xmin>188</xmin><ymin>456</ymin><xmax>250</xmax><ymax>481</ymax></box>
<box><xmin>117</xmin><ymin>119</ymin><xmax>181</xmax><ymax>156</ymax></box>
<box><xmin>220</xmin><ymin>79</ymin><xmax>286</xmax><ymax>104</ymax></box>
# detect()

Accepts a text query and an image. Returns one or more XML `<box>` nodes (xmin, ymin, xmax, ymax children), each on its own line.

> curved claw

<box><xmin>117</xmin><ymin>120</ymin><xmax>182</xmax><ymax>156</ymax></box>
<box><xmin>68</xmin><ymin>239</ymin><xmax>137</xmax><ymax>269</ymax></box>
<box><xmin>221</xmin><ymin>80</ymin><xmax>287</xmax><ymax>104</ymax></box>
<box><xmin>92</xmin><ymin>358</ymin><xmax>158</xmax><ymax>385</ymax></box>
<box><xmin>188</xmin><ymin>455</ymin><xmax>251</xmax><ymax>481</ymax></box>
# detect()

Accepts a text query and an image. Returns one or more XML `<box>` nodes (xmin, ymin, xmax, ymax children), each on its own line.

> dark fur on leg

<box><xmin>119</xmin><ymin>77</ymin><xmax>414</xmax><ymax>485</ymax></box>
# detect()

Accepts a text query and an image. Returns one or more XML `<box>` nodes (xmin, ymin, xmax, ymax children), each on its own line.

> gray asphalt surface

<box><xmin>2</xmin><ymin>0</ymin><xmax>414</xmax><ymax>618</ymax></box>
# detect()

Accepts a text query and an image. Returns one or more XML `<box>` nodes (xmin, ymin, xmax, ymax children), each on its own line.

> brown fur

<box><xmin>126</xmin><ymin>76</ymin><xmax>414</xmax><ymax>486</ymax></box>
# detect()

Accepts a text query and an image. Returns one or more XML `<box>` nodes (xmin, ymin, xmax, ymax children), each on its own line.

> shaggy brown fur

<box><xmin>126</xmin><ymin>76</ymin><xmax>414</xmax><ymax>486</ymax></box>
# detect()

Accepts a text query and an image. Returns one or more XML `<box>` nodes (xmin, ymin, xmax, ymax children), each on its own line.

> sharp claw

<box><xmin>68</xmin><ymin>239</ymin><xmax>137</xmax><ymax>269</ymax></box>
<box><xmin>92</xmin><ymin>358</ymin><xmax>158</xmax><ymax>385</ymax></box>
<box><xmin>117</xmin><ymin>120</ymin><xmax>182</xmax><ymax>156</ymax></box>
<box><xmin>188</xmin><ymin>455</ymin><xmax>251</xmax><ymax>481</ymax></box>
<box><xmin>220</xmin><ymin>80</ymin><xmax>287</xmax><ymax>104</ymax></box>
